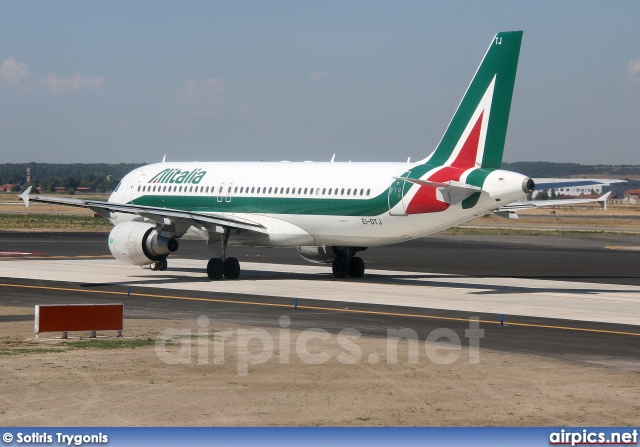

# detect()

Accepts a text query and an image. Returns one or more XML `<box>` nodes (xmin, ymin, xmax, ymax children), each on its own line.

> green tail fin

<box><xmin>418</xmin><ymin>31</ymin><xmax>523</xmax><ymax>170</ymax></box>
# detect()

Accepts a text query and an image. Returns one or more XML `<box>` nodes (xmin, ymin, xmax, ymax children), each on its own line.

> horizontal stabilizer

<box><xmin>393</xmin><ymin>176</ymin><xmax>482</xmax><ymax>204</ymax></box>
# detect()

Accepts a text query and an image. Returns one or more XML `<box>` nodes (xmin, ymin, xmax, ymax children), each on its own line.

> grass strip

<box><xmin>0</xmin><ymin>213</ymin><xmax>112</xmax><ymax>231</ymax></box>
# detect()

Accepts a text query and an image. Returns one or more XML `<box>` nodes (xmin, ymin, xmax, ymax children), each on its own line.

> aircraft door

<box><xmin>388</xmin><ymin>170</ymin><xmax>411</xmax><ymax>216</ymax></box>
<box><xmin>123</xmin><ymin>171</ymin><xmax>143</xmax><ymax>204</ymax></box>
<box><xmin>226</xmin><ymin>182</ymin><xmax>234</xmax><ymax>202</ymax></box>
<box><xmin>217</xmin><ymin>182</ymin><xmax>225</xmax><ymax>203</ymax></box>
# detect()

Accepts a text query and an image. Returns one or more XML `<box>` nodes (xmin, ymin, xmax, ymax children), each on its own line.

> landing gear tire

<box><xmin>349</xmin><ymin>256</ymin><xmax>365</xmax><ymax>278</ymax></box>
<box><xmin>151</xmin><ymin>258</ymin><xmax>168</xmax><ymax>271</ymax></box>
<box><xmin>332</xmin><ymin>256</ymin><xmax>349</xmax><ymax>278</ymax></box>
<box><xmin>207</xmin><ymin>258</ymin><xmax>224</xmax><ymax>280</ymax></box>
<box><xmin>223</xmin><ymin>257</ymin><xmax>241</xmax><ymax>280</ymax></box>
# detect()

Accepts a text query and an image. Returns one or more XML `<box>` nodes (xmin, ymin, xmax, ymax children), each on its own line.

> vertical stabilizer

<box><xmin>417</xmin><ymin>31</ymin><xmax>522</xmax><ymax>170</ymax></box>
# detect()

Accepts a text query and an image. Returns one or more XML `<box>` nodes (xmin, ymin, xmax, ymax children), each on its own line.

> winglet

<box><xmin>162</xmin><ymin>154</ymin><xmax>167</xmax><ymax>163</ymax></box>
<box><xmin>597</xmin><ymin>191</ymin><xmax>611</xmax><ymax>210</ymax></box>
<box><xmin>330</xmin><ymin>154</ymin><xmax>335</xmax><ymax>163</ymax></box>
<box><xmin>19</xmin><ymin>186</ymin><xmax>32</xmax><ymax>208</ymax></box>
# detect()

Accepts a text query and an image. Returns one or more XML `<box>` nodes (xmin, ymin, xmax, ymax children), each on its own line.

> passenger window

<box><xmin>268</xmin><ymin>187</ymin><xmax>272</xmax><ymax>194</ymax></box>
<box><xmin>360</xmin><ymin>189</ymin><xmax>364</xmax><ymax>196</ymax></box>
<box><xmin>347</xmin><ymin>188</ymin><xmax>351</xmax><ymax>195</ymax></box>
<box><xmin>366</xmin><ymin>189</ymin><xmax>370</xmax><ymax>196</ymax></box>
<box><xmin>251</xmin><ymin>187</ymin><xmax>255</xmax><ymax>193</ymax></box>
<box><xmin>163</xmin><ymin>186</ymin><xmax>166</xmax><ymax>192</ymax></box>
<box><xmin>322</xmin><ymin>188</ymin><xmax>326</xmax><ymax>195</ymax></box>
<box><xmin>234</xmin><ymin>187</ymin><xmax>238</xmax><ymax>193</ymax></box>
<box><xmin>341</xmin><ymin>188</ymin><xmax>344</xmax><ymax>195</ymax></box>
<box><xmin>153</xmin><ymin>186</ymin><xmax>156</xmax><ymax>192</ymax></box>
<box><xmin>309</xmin><ymin>188</ymin><xmax>313</xmax><ymax>195</ymax></box>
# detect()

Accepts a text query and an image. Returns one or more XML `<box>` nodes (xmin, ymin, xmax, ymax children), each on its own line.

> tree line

<box><xmin>0</xmin><ymin>163</ymin><xmax>144</xmax><ymax>193</ymax></box>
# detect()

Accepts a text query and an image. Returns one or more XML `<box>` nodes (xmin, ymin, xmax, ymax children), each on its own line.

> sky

<box><xmin>1</xmin><ymin>1</ymin><xmax>639</xmax><ymax>165</ymax></box>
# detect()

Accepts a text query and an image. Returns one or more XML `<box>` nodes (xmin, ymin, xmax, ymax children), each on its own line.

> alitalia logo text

<box><xmin>149</xmin><ymin>168</ymin><xmax>207</xmax><ymax>185</ymax></box>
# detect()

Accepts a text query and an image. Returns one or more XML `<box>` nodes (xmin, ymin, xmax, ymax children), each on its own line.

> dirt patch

<box><xmin>0</xmin><ymin>309</ymin><xmax>638</xmax><ymax>426</ymax></box>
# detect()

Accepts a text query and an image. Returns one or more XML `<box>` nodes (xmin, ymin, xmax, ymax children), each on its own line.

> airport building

<box><xmin>604</xmin><ymin>179</ymin><xmax>640</xmax><ymax>197</ymax></box>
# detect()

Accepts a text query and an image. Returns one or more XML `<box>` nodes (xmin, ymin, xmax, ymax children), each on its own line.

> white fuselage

<box><xmin>108</xmin><ymin>161</ymin><xmax>528</xmax><ymax>248</ymax></box>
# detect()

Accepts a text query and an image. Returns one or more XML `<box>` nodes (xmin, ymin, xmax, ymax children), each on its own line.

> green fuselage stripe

<box><xmin>133</xmin><ymin>190</ymin><xmax>395</xmax><ymax>216</ymax></box>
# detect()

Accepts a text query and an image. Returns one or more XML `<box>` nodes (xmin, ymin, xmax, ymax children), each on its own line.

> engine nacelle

<box><xmin>108</xmin><ymin>221</ymin><xmax>179</xmax><ymax>266</ymax></box>
<box><xmin>297</xmin><ymin>246</ymin><xmax>339</xmax><ymax>264</ymax></box>
<box><xmin>522</xmin><ymin>177</ymin><xmax>535</xmax><ymax>194</ymax></box>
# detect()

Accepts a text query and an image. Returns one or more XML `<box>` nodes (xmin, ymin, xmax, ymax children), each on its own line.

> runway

<box><xmin>0</xmin><ymin>232</ymin><xmax>639</xmax><ymax>370</ymax></box>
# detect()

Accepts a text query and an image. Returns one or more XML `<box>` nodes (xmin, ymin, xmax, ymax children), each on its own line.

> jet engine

<box><xmin>108</xmin><ymin>221</ymin><xmax>179</xmax><ymax>266</ymax></box>
<box><xmin>522</xmin><ymin>178</ymin><xmax>535</xmax><ymax>194</ymax></box>
<box><xmin>296</xmin><ymin>246</ymin><xmax>339</xmax><ymax>265</ymax></box>
<box><xmin>296</xmin><ymin>246</ymin><xmax>367</xmax><ymax>264</ymax></box>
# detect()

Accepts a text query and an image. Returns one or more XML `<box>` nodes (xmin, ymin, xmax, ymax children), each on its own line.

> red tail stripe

<box><xmin>405</xmin><ymin>112</ymin><xmax>483</xmax><ymax>215</ymax></box>
<box><xmin>450</xmin><ymin>111</ymin><xmax>483</xmax><ymax>170</ymax></box>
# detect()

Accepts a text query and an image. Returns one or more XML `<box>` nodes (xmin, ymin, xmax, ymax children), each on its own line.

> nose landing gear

<box><xmin>151</xmin><ymin>257</ymin><xmax>168</xmax><ymax>271</ymax></box>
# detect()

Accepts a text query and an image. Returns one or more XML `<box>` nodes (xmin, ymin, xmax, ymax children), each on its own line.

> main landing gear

<box><xmin>207</xmin><ymin>257</ymin><xmax>240</xmax><ymax>280</ymax></box>
<box><xmin>332</xmin><ymin>255</ymin><xmax>365</xmax><ymax>279</ymax></box>
<box><xmin>207</xmin><ymin>228</ymin><xmax>241</xmax><ymax>280</ymax></box>
<box><xmin>151</xmin><ymin>257</ymin><xmax>168</xmax><ymax>271</ymax></box>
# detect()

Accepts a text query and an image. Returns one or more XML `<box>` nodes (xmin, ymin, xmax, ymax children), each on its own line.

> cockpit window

<box><xmin>113</xmin><ymin>182</ymin><xmax>122</xmax><ymax>192</ymax></box>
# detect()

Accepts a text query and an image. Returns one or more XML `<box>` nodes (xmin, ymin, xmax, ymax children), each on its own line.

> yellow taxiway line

<box><xmin>1</xmin><ymin>282</ymin><xmax>639</xmax><ymax>337</ymax></box>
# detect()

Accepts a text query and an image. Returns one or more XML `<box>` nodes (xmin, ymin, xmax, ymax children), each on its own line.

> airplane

<box><xmin>18</xmin><ymin>31</ymin><xmax>611</xmax><ymax>280</ymax></box>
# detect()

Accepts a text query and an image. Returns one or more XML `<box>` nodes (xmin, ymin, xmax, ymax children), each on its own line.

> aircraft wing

<box><xmin>18</xmin><ymin>187</ymin><xmax>268</xmax><ymax>234</ymax></box>
<box><xmin>494</xmin><ymin>192</ymin><xmax>611</xmax><ymax>219</ymax></box>
<box><xmin>533</xmin><ymin>178</ymin><xmax>624</xmax><ymax>190</ymax></box>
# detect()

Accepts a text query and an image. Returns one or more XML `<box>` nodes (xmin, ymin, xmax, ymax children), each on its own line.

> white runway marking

<box><xmin>0</xmin><ymin>252</ymin><xmax>37</xmax><ymax>256</ymax></box>
<box><xmin>1</xmin><ymin>258</ymin><xmax>639</xmax><ymax>326</ymax></box>
<box><xmin>605</xmin><ymin>246</ymin><xmax>640</xmax><ymax>251</ymax></box>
